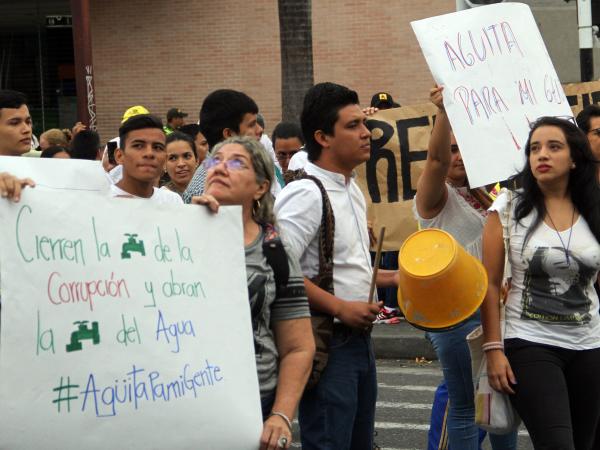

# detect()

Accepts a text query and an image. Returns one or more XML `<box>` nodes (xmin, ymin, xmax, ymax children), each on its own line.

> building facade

<box><xmin>0</xmin><ymin>0</ymin><xmax>596</xmax><ymax>141</ymax></box>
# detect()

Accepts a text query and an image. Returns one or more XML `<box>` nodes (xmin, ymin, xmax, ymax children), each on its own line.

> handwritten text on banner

<box><xmin>0</xmin><ymin>186</ymin><xmax>262</xmax><ymax>450</ymax></box>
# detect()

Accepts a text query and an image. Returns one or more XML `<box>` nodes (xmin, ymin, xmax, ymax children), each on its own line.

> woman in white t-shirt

<box><xmin>482</xmin><ymin>116</ymin><xmax>600</xmax><ymax>450</ymax></box>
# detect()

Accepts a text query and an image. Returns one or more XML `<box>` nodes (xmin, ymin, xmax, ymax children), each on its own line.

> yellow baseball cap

<box><xmin>122</xmin><ymin>105</ymin><xmax>150</xmax><ymax>123</ymax></box>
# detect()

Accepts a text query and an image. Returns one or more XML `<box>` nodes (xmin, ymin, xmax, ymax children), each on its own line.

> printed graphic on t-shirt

<box><xmin>247</xmin><ymin>272</ymin><xmax>267</xmax><ymax>359</ymax></box>
<box><xmin>521</xmin><ymin>246</ymin><xmax>594</xmax><ymax>325</ymax></box>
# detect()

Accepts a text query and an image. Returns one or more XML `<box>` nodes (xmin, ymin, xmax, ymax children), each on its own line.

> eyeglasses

<box><xmin>275</xmin><ymin>150</ymin><xmax>300</xmax><ymax>161</ymax></box>
<box><xmin>588</xmin><ymin>127</ymin><xmax>600</xmax><ymax>137</ymax></box>
<box><xmin>202</xmin><ymin>156</ymin><xmax>248</xmax><ymax>171</ymax></box>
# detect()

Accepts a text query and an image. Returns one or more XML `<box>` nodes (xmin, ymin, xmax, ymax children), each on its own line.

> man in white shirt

<box><xmin>111</xmin><ymin>114</ymin><xmax>182</xmax><ymax>205</ymax></box>
<box><xmin>274</xmin><ymin>82</ymin><xmax>398</xmax><ymax>450</ymax></box>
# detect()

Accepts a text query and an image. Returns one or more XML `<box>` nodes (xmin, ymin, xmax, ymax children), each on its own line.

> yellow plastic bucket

<box><xmin>397</xmin><ymin>228</ymin><xmax>488</xmax><ymax>331</ymax></box>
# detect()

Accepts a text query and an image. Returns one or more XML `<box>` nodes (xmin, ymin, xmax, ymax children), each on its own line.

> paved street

<box><xmin>290</xmin><ymin>359</ymin><xmax>533</xmax><ymax>450</ymax></box>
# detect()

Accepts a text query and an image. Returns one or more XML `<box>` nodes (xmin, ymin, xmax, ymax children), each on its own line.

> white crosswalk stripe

<box><xmin>378</xmin><ymin>382</ymin><xmax>437</xmax><ymax>392</ymax></box>
<box><xmin>377</xmin><ymin>401</ymin><xmax>431</xmax><ymax>409</ymax></box>
<box><xmin>375</xmin><ymin>421</ymin><xmax>529</xmax><ymax>436</ymax></box>
<box><xmin>376</xmin><ymin>366</ymin><xmax>442</xmax><ymax>376</ymax></box>
<box><xmin>291</xmin><ymin>442</ymin><xmax>419</xmax><ymax>450</ymax></box>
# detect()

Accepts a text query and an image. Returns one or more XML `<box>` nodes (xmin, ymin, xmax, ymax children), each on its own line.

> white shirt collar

<box><xmin>305</xmin><ymin>161</ymin><xmax>356</xmax><ymax>187</ymax></box>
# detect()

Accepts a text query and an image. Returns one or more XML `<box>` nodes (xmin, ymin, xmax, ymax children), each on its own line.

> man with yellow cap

<box><xmin>102</xmin><ymin>105</ymin><xmax>150</xmax><ymax>182</ymax></box>
<box><xmin>122</xmin><ymin>106</ymin><xmax>150</xmax><ymax>124</ymax></box>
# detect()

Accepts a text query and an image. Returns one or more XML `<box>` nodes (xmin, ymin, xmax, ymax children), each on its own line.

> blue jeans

<box><xmin>427</xmin><ymin>313</ymin><xmax>518</xmax><ymax>450</ymax></box>
<box><xmin>299</xmin><ymin>327</ymin><xmax>377</xmax><ymax>450</ymax></box>
<box><xmin>373</xmin><ymin>251</ymin><xmax>399</xmax><ymax>309</ymax></box>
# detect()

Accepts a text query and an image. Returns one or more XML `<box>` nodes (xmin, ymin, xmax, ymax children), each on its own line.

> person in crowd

<box><xmin>286</xmin><ymin>104</ymin><xmax>379</xmax><ymax>173</ymax></box>
<box><xmin>576</xmin><ymin>104</ymin><xmax>600</xmax><ymax>162</ymax></box>
<box><xmin>70</xmin><ymin>129</ymin><xmax>102</xmax><ymax>160</ymax></box>
<box><xmin>193</xmin><ymin>136</ymin><xmax>314</xmax><ymax>450</ymax></box>
<box><xmin>164</xmin><ymin>108</ymin><xmax>188</xmax><ymax>135</ymax></box>
<box><xmin>286</xmin><ymin>146</ymin><xmax>308</xmax><ymax>171</ymax></box>
<box><xmin>414</xmin><ymin>85</ymin><xmax>517</xmax><ymax>450</ymax></box>
<box><xmin>161</xmin><ymin>131</ymin><xmax>198</xmax><ymax>197</ymax></box>
<box><xmin>272</xmin><ymin>122</ymin><xmax>304</xmax><ymax>173</ymax></box>
<box><xmin>575</xmin><ymin>103</ymin><xmax>600</xmax><ymax>449</ymax></box>
<box><xmin>370</xmin><ymin>91</ymin><xmax>400</xmax><ymax>110</ymax></box>
<box><xmin>40</xmin><ymin>146</ymin><xmax>70</xmax><ymax>159</ymax></box>
<box><xmin>369</xmin><ymin>92</ymin><xmax>402</xmax><ymax>324</ymax></box>
<box><xmin>0</xmin><ymin>90</ymin><xmax>32</xmax><ymax>157</ymax></box>
<box><xmin>179</xmin><ymin>123</ymin><xmax>209</xmax><ymax>164</ymax></box>
<box><xmin>111</xmin><ymin>114</ymin><xmax>182</xmax><ymax>205</ymax></box>
<box><xmin>102</xmin><ymin>105</ymin><xmax>151</xmax><ymax>181</ymax></box>
<box><xmin>257</xmin><ymin>113</ymin><xmax>275</xmax><ymax>159</ymax></box>
<box><xmin>274</xmin><ymin>82</ymin><xmax>398</xmax><ymax>450</ymax></box>
<box><xmin>257</xmin><ymin>113</ymin><xmax>279</xmax><ymax>168</ymax></box>
<box><xmin>183</xmin><ymin>89</ymin><xmax>262</xmax><ymax>202</ymax></box>
<box><xmin>39</xmin><ymin>128</ymin><xmax>70</xmax><ymax>150</ymax></box>
<box><xmin>257</xmin><ymin>113</ymin><xmax>283</xmax><ymax>195</ymax></box>
<box><xmin>481</xmin><ymin>116</ymin><xmax>600</xmax><ymax>450</ymax></box>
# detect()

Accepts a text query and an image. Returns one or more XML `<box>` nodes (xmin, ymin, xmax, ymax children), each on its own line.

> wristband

<box><xmin>483</xmin><ymin>346</ymin><xmax>504</xmax><ymax>352</ymax></box>
<box><xmin>481</xmin><ymin>341</ymin><xmax>503</xmax><ymax>348</ymax></box>
<box><xmin>482</xmin><ymin>341</ymin><xmax>504</xmax><ymax>352</ymax></box>
<box><xmin>269</xmin><ymin>411</ymin><xmax>292</xmax><ymax>431</ymax></box>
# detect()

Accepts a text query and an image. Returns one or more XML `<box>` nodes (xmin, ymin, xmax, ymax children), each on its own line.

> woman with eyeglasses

<box><xmin>415</xmin><ymin>86</ymin><xmax>517</xmax><ymax>450</ymax></box>
<box><xmin>192</xmin><ymin>136</ymin><xmax>315</xmax><ymax>450</ymax></box>
<box><xmin>481</xmin><ymin>117</ymin><xmax>600</xmax><ymax>449</ymax></box>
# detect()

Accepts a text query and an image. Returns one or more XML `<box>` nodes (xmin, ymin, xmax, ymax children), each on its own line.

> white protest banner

<box><xmin>0</xmin><ymin>189</ymin><xmax>262</xmax><ymax>450</ymax></box>
<box><xmin>0</xmin><ymin>156</ymin><xmax>110</xmax><ymax>192</ymax></box>
<box><xmin>411</xmin><ymin>3</ymin><xmax>573</xmax><ymax>188</ymax></box>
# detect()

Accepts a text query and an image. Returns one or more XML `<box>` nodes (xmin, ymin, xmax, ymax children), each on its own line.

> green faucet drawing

<box><xmin>65</xmin><ymin>320</ymin><xmax>100</xmax><ymax>352</ymax></box>
<box><xmin>121</xmin><ymin>233</ymin><xmax>145</xmax><ymax>259</ymax></box>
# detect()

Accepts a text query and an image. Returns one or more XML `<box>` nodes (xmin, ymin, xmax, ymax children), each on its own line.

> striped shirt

<box><xmin>182</xmin><ymin>165</ymin><xmax>206</xmax><ymax>203</ymax></box>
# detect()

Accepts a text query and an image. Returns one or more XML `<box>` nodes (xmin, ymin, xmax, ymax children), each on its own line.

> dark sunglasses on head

<box><xmin>529</xmin><ymin>115</ymin><xmax>577</xmax><ymax>129</ymax></box>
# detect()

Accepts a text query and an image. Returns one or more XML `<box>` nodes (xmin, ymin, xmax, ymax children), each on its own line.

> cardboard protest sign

<box><xmin>411</xmin><ymin>3</ymin><xmax>573</xmax><ymax>188</ymax></box>
<box><xmin>0</xmin><ymin>156</ymin><xmax>110</xmax><ymax>192</ymax></box>
<box><xmin>358</xmin><ymin>81</ymin><xmax>600</xmax><ymax>251</ymax></box>
<box><xmin>0</xmin><ymin>189</ymin><xmax>262</xmax><ymax>449</ymax></box>
<box><xmin>357</xmin><ymin>104</ymin><xmax>436</xmax><ymax>251</ymax></box>
<box><xmin>564</xmin><ymin>80</ymin><xmax>600</xmax><ymax>117</ymax></box>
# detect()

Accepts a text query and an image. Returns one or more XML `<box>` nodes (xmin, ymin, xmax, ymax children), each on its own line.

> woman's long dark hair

<box><xmin>510</xmin><ymin>116</ymin><xmax>600</xmax><ymax>246</ymax></box>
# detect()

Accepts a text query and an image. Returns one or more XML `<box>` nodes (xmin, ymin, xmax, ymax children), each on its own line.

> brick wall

<box><xmin>90</xmin><ymin>0</ymin><xmax>453</xmax><ymax>141</ymax></box>
<box><xmin>312</xmin><ymin>0</ymin><xmax>453</xmax><ymax>107</ymax></box>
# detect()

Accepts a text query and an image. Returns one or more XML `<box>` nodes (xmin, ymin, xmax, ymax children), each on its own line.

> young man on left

<box><xmin>0</xmin><ymin>89</ymin><xmax>35</xmax><ymax>201</ymax></box>
<box><xmin>0</xmin><ymin>89</ymin><xmax>33</xmax><ymax>157</ymax></box>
